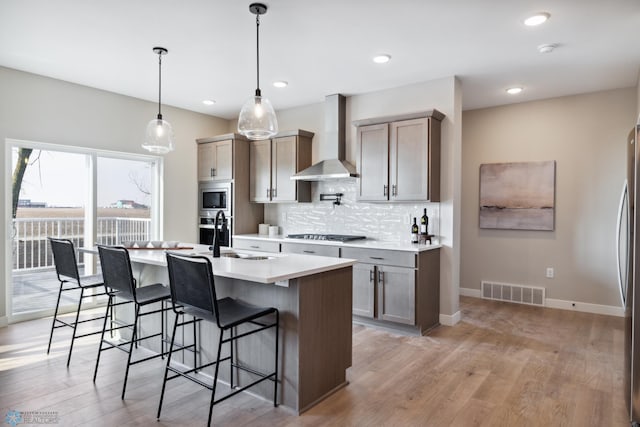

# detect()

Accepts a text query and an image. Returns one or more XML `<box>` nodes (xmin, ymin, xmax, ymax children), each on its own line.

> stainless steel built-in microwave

<box><xmin>198</xmin><ymin>182</ymin><xmax>231</xmax><ymax>217</ymax></box>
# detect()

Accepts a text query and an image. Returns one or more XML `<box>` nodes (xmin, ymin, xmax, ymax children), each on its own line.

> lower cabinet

<box><xmin>352</xmin><ymin>263</ymin><xmax>375</xmax><ymax>318</ymax></box>
<box><xmin>377</xmin><ymin>265</ymin><xmax>415</xmax><ymax>325</ymax></box>
<box><xmin>344</xmin><ymin>246</ymin><xmax>439</xmax><ymax>333</ymax></box>
<box><xmin>351</xmin><ymin>263</ymin><xmax>415</xmax><ymax>325</ymax></box>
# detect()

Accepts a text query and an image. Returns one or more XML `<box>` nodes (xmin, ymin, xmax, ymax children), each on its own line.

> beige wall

<box><xmin>0</xmin><ymin>66</ymin><xmax>228</xmax><ymax>323</ymax></box>
<box><xmin>461</xmin><ymin>88</ymin><xmax>636</xmax><ymax>307</ymax></box>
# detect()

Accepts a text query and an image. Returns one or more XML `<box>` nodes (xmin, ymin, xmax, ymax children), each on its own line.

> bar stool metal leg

<box><xmin>230</xmin><ymin>327</ymin><xmax>234</xmax><ymax>389</ymax></box>
<box><xmin>274</xmin><ymin>310</ymin><xmax>279</xmax><ymax>407</ymax></box>
<box><xmin>207</xmin><ymin>331</ymin><xmax>225</xmax><ymax>427</ymax></box>
<box><xmin>121</xmin><ymin>305</ymin><xmax>140</xmax><ymax>400</ymax></box>
<box><xmin>66</xmin><ymin>287</ymin><xmax>85</xmax><ymax>367</ymax></box>
<box><xmin>193</xmin><ymin>315</ymin><xmax>198</xmax><ymax>372</ymax></box>
<box><xmin>46</xmin><ymin>280</ymin><xmax>65</xmax><ymax>355</ymax></box>
<box><xmin>94</xmin><ymin>295</ymin><xmax>113</xmax><ymax>383</ymax></box>
<box><xmin>157</xmin><ymin>312</ymin><xmax>180</xmax><ymax>420</ymax></box>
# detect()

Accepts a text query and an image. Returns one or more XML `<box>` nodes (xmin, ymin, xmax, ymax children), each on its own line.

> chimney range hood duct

<box><xmin>291</xmin><ymin>94</ymin><xmax>358</xmax><ymax>181</ymax></box>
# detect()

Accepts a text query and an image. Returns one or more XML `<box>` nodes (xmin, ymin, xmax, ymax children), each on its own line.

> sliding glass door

<box><xmin>7</xmin><ymin>140</ymin><xmax>161</xmax><ymax>321</ymax></box>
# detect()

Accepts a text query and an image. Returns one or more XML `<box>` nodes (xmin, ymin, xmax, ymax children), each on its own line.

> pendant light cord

<box><xmin>255</xmin><ymin>13</ymin><xmax>261</xmax><ymax>95</ymax></box>
<box><xmin>157</xmin><ymin>52</ymin><xmax>163</xmax><ymax>119</ymax></box>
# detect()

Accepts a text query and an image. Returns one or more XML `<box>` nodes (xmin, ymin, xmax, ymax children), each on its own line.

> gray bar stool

<box><xmin>157</xmin><ymin>252</ymin><xmax>279</xmax><ymax>426</ymax></box>
<box><xmin>47</xmin><ymin>237</ymin><xmax>108</xmax><ymax>366</ymax></box>
<box><xmin>93</xmin><ymin>245</ymin><xmax>172</xmax><ymax>399</ymax></box>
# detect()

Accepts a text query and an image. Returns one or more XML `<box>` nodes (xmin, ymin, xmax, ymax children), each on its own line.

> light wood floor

<box><xmin>0</xmin><ymin>297</ymin><xmax>628</xmax><ymax>426</ymax></box>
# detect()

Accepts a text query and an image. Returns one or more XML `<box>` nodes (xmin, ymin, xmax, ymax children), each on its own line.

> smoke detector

<box><xmin>538</xmin><ymin>43</ymin><xmax>558</xmax><ymax>54</ymax></box>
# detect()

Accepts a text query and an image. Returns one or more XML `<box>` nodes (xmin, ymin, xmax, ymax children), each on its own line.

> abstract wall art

<box><xmin>479</xmin><ymin>160</ymin><xmax>556</xmax><ymax>231</ymax></box>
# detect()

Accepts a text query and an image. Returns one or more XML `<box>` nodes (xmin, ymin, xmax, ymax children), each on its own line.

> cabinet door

<box><xmin>212</xmin><ymin>139</ymin><xmax>233</xmax><ymax>181</ymax></box>
<box><xmin>197</xmin><ymin>143</ymin><xmax>216</xmax><ymax>181</ymax></box>
<box><xmin>352</xmin><ymin>263</ymin><xmax>375</xmax><ymax>318</ymax></box>
<box><xmin>250</xmin><ymin>140</ymin><xmax>272</xmax><ymax>202</ymax></box>
<box><xmin>377</xmin><ymin>265</ymin><xmax>415</xmax><ymax>325</ymax></box>
<box><xmin>271</xmin><ymin>136</ymin><xmax>297</xmax><ymax>202</ymax></box>
<box><xmin>390</xmin><ymin>118</ymin><xmax>429</xmax><ymax>201</ymax></box>
<box><xmin>357</xmin><ymin>123</ymin><xmax>389</xmax><ymax>201</ymax></box>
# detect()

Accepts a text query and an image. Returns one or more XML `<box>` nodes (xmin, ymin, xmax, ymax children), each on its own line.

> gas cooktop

<box><xmin>286</xmin><ymin>234</ymin><xmax>367</xmax><ymax>242</ymax></box>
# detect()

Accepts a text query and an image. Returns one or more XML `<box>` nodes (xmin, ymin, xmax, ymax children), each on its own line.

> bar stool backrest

<box><xmin>49</xmin><ymin>237</ymin><xmax>81</xmax><ymax>283</ymax></box>
<box><xmin>97</xmin><ymin>245</ymin><xmax>137</xmax><ymax>300</ymax></box>
<box><xmin>165</xmin><ymin>253</ymin><xmax>220</xmax><ymax>326</ymax></box>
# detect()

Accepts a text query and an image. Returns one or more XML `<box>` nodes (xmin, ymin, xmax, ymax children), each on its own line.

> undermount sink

<box><xmin>220</xmin><ymin>252</ymin><xmax>274</xmax><ymax>260</ymax></box>
<box><xmin>193</xmin><ymin>250</ymin><xmax>276</xmax><ymax>260</ymax></box>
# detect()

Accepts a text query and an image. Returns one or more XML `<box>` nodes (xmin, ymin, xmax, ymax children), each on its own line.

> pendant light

<box><xmin>238</xmin><ymin>3</ymin><xmax>278</xmax><ymax>140</ymax></box>
<box><xmin>142</xmin><ymin>47</ymin><xmax>175</xmax><ymax>154</ymax></box>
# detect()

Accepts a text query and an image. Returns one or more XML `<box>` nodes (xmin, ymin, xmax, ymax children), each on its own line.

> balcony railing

<box><xmin>11</xmin><ymin>217</ymin><xmax>151</xmax><ymax>271</ymax></box>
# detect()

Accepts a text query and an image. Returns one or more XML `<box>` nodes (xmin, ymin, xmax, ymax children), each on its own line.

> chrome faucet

<box><xmin>212</xmin><ymin>210</ymin><xmax>227</xmax><ymax>258</ymax></box>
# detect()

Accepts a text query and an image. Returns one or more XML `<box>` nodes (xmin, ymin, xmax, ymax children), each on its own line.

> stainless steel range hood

<box><xmin>291</xmin><ymin>94</ymin><xmax>358</xmax><ymax>181</ymax></box>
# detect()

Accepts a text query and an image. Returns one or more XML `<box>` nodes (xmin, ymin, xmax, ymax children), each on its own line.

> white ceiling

<box><xmin>1</xmin><ymin>0</ymin><xmax>639</xmax><ymax>119</ymax></box>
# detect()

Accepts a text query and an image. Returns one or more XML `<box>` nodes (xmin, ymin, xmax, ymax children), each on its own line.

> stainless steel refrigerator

<box><xmin>620</xmin><ymin>125</ymin><xmax>640</xmax><ymax>426</ymax></box>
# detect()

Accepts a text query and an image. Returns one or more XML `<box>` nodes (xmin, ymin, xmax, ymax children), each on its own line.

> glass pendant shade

<box><xmin>143</xmin><ymin>46</ymin><xmax>174</xmax><ymax>154</ymax></box>
<box><xmin>238</xmin><ymin>3</ymin><xmax>278</xmax><ymax>140</ymax></box>
<box><xmin>143</xmin><ymin>115</ymin><xmax>174</xmax><ymax>154</ymax></box>
<box><xmin>238</xmin><ymin>93</ymin><xmax>278</xmax><ymax>140</ymax></box>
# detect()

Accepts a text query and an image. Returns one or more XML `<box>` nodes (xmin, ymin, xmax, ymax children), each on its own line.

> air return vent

<box><xmin>481</xmin><ymin>281</ymin><xmax>545</xmax><ymax>307</ymax></box>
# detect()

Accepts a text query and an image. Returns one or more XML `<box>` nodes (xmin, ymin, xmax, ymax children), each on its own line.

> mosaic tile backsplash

<box><xmin>264</xmin><ymin>179</ymin><xmax>440</xmax><ymax>243</ymax></box>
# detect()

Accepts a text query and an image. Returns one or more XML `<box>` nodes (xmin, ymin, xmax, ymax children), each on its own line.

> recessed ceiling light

<box><xmin>273</xmin><ymin>81</ymin><xmax>288</xmax><ymax>88</ymax></box>
<box><xmin>524</xmin><ymin>12</ymin><xmax>550</xmax><ymax>26</ymax></box>
<box><xmin>506</xmin><ymin>87</ymin><xmax>523</xmax><ymax>95</ymax></box>
<box><xmin>537</xmin><ymin>43</ymin><xmax>558</xmax><ymax>53</ymax></box>
<box><xmin>202</xmin><ymin>99</ymin><xmax>216</xmax><ymax>106</ymax></box>
<box><xmin>373</xmin><ymin>54</ymin><xmax>391</xmax><ymax>64</ymax></box>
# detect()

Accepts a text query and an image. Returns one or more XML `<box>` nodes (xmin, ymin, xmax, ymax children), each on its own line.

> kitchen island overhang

<box><xmin>82</xmin><ymin>244</ymin><xmax>355</xmax><ymax>414</ymax></box>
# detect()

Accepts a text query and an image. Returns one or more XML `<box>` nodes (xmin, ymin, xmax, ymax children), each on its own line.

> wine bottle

<box><xmin>411</xmin><ymin>218</ymin><xmax>419</xmax><ymax>243</ymax></box>
<box><xmin>420</xmin><ymin>208</ymin><xmax>429</xmax><ymax>235</ymax></box>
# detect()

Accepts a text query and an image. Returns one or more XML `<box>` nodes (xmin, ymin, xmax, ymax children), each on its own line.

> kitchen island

<box><xmin>83</xmin><ymin>244</ymin><xmax>355</xmax><ymax>414</ymax></box>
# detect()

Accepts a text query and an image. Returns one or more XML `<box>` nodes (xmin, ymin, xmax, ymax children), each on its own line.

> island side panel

<box><xmin>297</xmin><ymin>266</ymin><xmax>353</xmax><ymax>412</ymax></box>
<box><xmin>216</xmin><ymin>276</ymin><xmax>300</xmax><ymax>412</ymax></box>
<box><xmin>416</xmin><ymin>249</ymin><xmax>440</xmax><ymax>333</ymax></box>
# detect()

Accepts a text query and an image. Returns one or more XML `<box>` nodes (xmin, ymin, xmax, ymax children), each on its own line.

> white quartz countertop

<box><xmin>233</xmin><ymin>234</ymin><xmax>442</xmax><ymax>252</ymax></box>
<box><xmin>81</xmin><ymin>244</ymin><xmax>355</xmax><ymax>284</ymax></box>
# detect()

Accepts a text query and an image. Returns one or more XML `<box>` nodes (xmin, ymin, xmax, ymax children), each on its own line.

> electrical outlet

<box><xmin>546</xmin><ymin>267</ymin><xmax>554</xmax><ymax>279</ymax></box>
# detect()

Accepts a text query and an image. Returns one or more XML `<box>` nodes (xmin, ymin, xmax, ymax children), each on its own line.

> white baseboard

<box><xmin>459</xmin><ymin>287</ymin><xmax>624</xmax><ymax>317</ymax></box>
<box><xmin>439</xmin><ymin>311</ymin><xmax>461</xmax><ymax>326</ymax></box>
<box><xmin>545</xmin><ymin>298</ymin><xmax>624</xmax><ymax>317</ymax></box>
<box><xmin>460</xmin><ymin>287</ymin><xmax>481</xmax><ymax>298</ymax></box>
<box><xmin>0</xmin><ymin>316</ymin><xmax>8</xmax><ymax>328</ymax></box>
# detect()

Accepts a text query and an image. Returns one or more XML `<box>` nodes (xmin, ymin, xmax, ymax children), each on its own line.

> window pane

<box><xmin>11</xmin><ymin>148</ymin><xmax>86</xmax><ymax>315</ymax></box>
<box><xmin>96</xmin><ymin>157</ymin><xmax>152</xmax><ymax>246</ymax></box>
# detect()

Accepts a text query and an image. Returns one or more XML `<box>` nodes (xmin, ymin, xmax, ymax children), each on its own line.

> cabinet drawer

<box><xmin>341</xmin><ymin>247</ymin><xmax>416</xmax><ymax>268</ymax></box>
<box><xmin>233</xmin><ymin>239</ymin><xmax>280</xmax><ymax>253</ymax></box>
<box><xmin>281</xmin><ymin>242</ymin><xmax>340</xmax><ymax>257</ymax></box>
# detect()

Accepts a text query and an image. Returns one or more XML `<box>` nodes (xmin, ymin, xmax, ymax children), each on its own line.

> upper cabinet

<box><xmin>354</xmin><ymin>110</ymin><xmax>444</xmax><ymax>202</ymax></box>
<box><xmin>197</xmin><ymin>138</ymin><xmax>233</xmax><ymax>181</ymax></box>
<box><xmin>249</xmin><ymin>130</ymin><xmax>314</xmax><ymax>203</ymax></box>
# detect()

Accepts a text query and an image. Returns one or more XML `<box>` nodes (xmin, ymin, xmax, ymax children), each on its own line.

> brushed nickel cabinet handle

<box><xmin>378</xmin><ymin>270</ymin><xmax>384</xmax><ymax>283</ymax></box>
<box><xmin>266</xmin><ymin>188</ymin><xmax>270</xmax><ymax>198</ymax></box>
<box><xmin>303</xmin><ymin>250</ymin><xmax>315</xmax><ymax>254</ymax></box>
<box><xmin>370</xmin><ymin>256</ymin><xmax>384</xmax><ymax>260</ymax></box>
<box><xmin>273</xmin><ymin>188</ymin><xmax>277</xmax><ymax>198</ymax></box>
<box><xmin>369</xmin><ymin>269</ymin><xmax>374</xmax><ymax>282</ymax></box>
<box><xmin>383</xmin><ymin>185</ymin><xmax>388</xmax><ymax>196</ymax></box>
<box><xmin>392</xmin><ymin>184</ymin><xmax>397</xmax><ymax>196</ymax></box>
<box><xmin>250</xmin><ymin>245</ymin><xmax>260</xmax><ymax>249</ymax></box>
